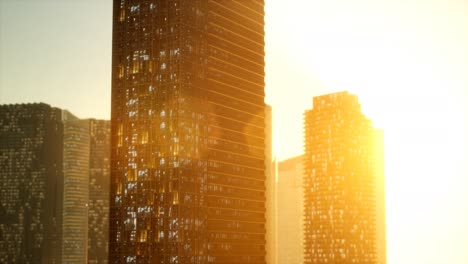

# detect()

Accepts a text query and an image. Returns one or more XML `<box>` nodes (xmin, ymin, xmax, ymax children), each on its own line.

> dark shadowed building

<box><xmin>0</xmin><ymin>103</ymin><xmax>63</xmax><ymax>264</ymax></box>
<box><xmin>110</xmin><ymin>0</ymin><xmax>266</xmax><ymax>263</ymax></box>
<box><xmin>0</xmin><ymin>104</ymin><xmax>111</xmax><ymax>264</ymax></box>
<box><xmin>303</xmin><ymin>91</ymin><xmax>385</xmax><ymax>264</ymax></box>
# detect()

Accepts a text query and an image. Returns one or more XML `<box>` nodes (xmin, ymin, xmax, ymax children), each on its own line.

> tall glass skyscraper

<box><xmin>303</xmin><ymin>91</ymin><xmax>385</xmax><ymax>264</ymax></box>
<box><xmin>110</xmin><ymin>1</ymin><xmax>266</xmax><ymax>263</ymax></box>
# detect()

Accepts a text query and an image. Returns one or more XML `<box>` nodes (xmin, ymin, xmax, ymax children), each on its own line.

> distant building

<box><xmin>88</xmin><ymin>120</ymin><xmax>111</xmax><ymax>264</ymax></box>
<box><xmin>62</xmin><ymin>115</ymin><xmax>111</xmax><ymax>264</ymax></box>
<box><xmin>303</xmin><ymin>91</ymin><xmax>385</xmax><ymax>264</ymax></box>
<box><xmin>277</xmin><ymin>156</ymin><xmax>304</xmax><ymax>264</ymax></box>
<box><xmin>0</xmin><ymin>103</ymin><xmax>110</xmax><ymax>264</ymax></box>
<box><xmin>62</xmin><ymin>112</ymin><xmax>90</xmax><ymax>264</ymax></box>
<box><xmin>0</xmin><ymin>103</ymin><xmax>63</xmax><ymax>263</ymax></box>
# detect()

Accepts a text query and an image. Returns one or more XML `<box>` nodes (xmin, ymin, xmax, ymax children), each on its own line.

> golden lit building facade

<box><xmin>110</xmin><ymin>1</ymin><xmax>266</xmax><ymax>263</ymax></box>
<box><xmin>303</xmin><ymin>91</ymin><xmax>384</xmax><ymax>263</ymax></box>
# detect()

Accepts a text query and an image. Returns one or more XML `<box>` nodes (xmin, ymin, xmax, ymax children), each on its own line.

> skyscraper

<box><xmin>110</xmin><ymin>1</ymin><xmax>266</xmax><ymax>263</ymax></box>
<box><xmin>303</xmin><ymin>91</ymin><xmax>385</xmax><ymax>263</ymax></box>
<box><xmin>277</xmin><ymin>156</ymin><xmax>304</xmax><ymax>264</ymax></box>
<box><xmin>0</xmin><ymin>104</ymin><xmax>63</xmax><ymax>264</ymax></box>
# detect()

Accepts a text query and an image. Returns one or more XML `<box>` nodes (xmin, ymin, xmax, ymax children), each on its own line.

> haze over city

<box><xmin>1</xmin><ymin>0</ymin><xmax>467</xmax><ymax>263</ymax></box>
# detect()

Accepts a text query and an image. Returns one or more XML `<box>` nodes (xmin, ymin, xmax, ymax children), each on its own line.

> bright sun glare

<box><xmin>266</xmin><ymin>0</ymin><xmax>468</xmax><ymax>263</ymax></box>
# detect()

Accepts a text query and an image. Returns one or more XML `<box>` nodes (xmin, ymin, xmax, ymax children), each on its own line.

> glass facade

<box><xmin>110</xmin><ymin>0</ymin><xmax>266</xmax><ymax>263</ymax></box>
<box><xmin>0</xmin><ymin>104</ymin><xmax>63</xmax><ymax>264</ymax></box>
<box><xmin>303</xmin><ymin>92</ymin><xmax>380</xmax><ymax>264</ymax></box>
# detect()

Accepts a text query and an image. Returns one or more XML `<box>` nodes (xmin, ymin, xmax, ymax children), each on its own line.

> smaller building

<box><xmin>88</xmin><ymin>119</ymin><xmax>111</xmax><ymax>264</ymax></box>
<box><xmin>62</xmin><ymin>112</ymin><xmax>91</xmax><ymax>264</ymax></box>
<box><xmin>277</xmin><ymin>156</ymin><xmax>304</xmax><ymax>264</ymax></box>
<box><xmin>62</xmin><ymin>115</ymin><xmax>111</xmax><ymax>264</ymax></box>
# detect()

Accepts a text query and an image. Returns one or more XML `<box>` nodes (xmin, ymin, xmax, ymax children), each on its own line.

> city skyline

<box><xmin>0</xmin><ymin>93</ymin><xmax>381</xmax><ymax>264</ymax></box>
<box><xmin>1</xmin><ymin>1</ymin><xmax>468</xmax><ymax>264</ymax></box>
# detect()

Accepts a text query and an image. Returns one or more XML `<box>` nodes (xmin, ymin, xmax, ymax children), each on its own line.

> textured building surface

<box><xmin>277</xmin><ymin>156</ymin><xmax>304</xmax><ymax>264</ymax></box>
<box><xmin>0</xmin><ymin>104</ymin><xmax>63</xmax><ymax>264</ymax></box>
<box><xmin>303</xmin><ymin>91</ymin><xmax>382</xmax><ymax>264</ymax></box>
<box><xmin>110</xmin><ymin>0</ymin><xmax>266</xmax><ymax>263</ymax></box>
<box><xmin>88</xmin><ymin>120</ymin><xmax>111</xmax><ymax>264</ymax></box>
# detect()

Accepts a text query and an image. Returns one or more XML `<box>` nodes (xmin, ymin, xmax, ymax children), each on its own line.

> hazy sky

<box><xmin>0</xmin><ymin>0</ymin><xmax>112</xmax><ymax>118</ymax></box>
<box><xmin>1</xmin><ymin>0</ymin><xmax>467</xmax><ymax>263</ymax></box>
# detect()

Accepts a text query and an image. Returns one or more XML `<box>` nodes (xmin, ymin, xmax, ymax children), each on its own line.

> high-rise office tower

<box><xmin>0</xmin><ymin>104</ymin><xmax>63</xmax><ymax>264</ymax></box>
<box><xmin>110</xmin><ymin>1</ymin><xmax>266</xmax><ymax>263</ymax></box>
<box><xmin>277</xmin><ymin>156</ymin><xmax>304</xmax><ymax>264</ymax></box>
<box><xmin>303</xmin><ymin>91</ymin><xmax>385</xmax><ymax>263</ymax></box>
